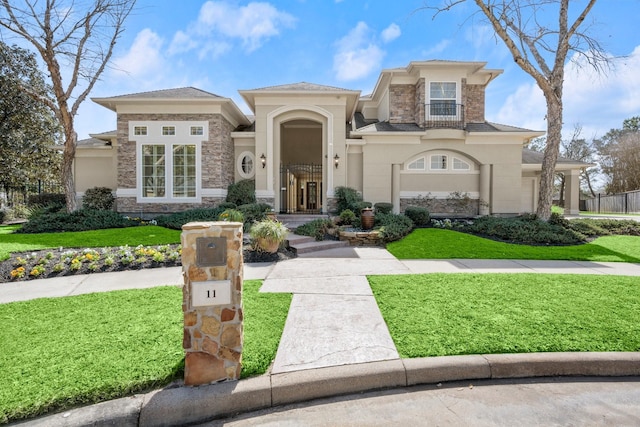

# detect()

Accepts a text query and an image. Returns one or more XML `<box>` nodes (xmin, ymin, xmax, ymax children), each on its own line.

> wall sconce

<box><xmin>260</xmin><ymin>153</ymin><xmax>266</xmax><ymax>168</ymax></box>
<box><xmin>334</xmin><ymin>153</ymin><xmax>340</xmax><ymax>169</ymax></box>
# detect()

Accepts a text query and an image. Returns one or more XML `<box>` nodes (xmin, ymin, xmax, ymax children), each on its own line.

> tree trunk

<box><xmin>558</xmin><ymin>174</ymin><xmax>565</xmax><ymax>207</ymax></box>
<box><xmin>536</xmin><ymin>96</ymin><xmax>563</xmax><ymax>221</ymax></box>
<box><xmin>62</xmin><ymin>126</ymin><xmax>77</xmax><ymax>212</ymax></box>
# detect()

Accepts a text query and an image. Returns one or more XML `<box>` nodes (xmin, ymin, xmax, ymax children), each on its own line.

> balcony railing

<box><xmin>425</xmin><ymin>103</ymin><xmax>465</xmax><ymax>129</ymax></box>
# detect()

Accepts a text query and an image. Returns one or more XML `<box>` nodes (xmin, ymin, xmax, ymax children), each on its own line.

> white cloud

<box><xmin>381</xmin><ymin>23</ymin><xmax>401</xmax><ymax>43</ymax></box>
<box><xmin>422</xmin><ymin>39</ymin><xmax>452</xmax><ymax>57</ymax></box>
<box><xmin>112</xmin><ymin>29</ymin><xmax>164</xmax><ymax>78</ymax></box>
<box><xmin>168</xmin><ymin>30</ymin><xmax>198</xmax><ymax>55</ymax></box>
<box><xmin>197</xmin><ymin>1</ymin><xmax>296</xmax><ymax>52</ymax></box>
<box><xmin>494</xmin><ymin>45</ymin><xmax>640</xmax><ymax>138</ymax></box>
<box><xmin>333</xmin><ymin>22</ymin><xmax>385</xmax><ymax>81</ymax></box>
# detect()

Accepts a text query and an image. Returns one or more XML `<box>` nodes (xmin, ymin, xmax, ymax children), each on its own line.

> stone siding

<box><xmin>389</xmin><ymin>84</ymin><xmax>416</xmax><ymax>124</ymax></box>
<box><xmin>116</xmin><ymin>113</ymin><xmax>234</xmax><ymax>214</ymax></box>
<box><xmin>464</xmin><ymin>83</ymin><xmax>485</xmax><ymax>124</ymax></box>
<box><xmin>414</xmin><ymin>78</ymin><xmax>426</xmax><ymax>127</ymax></box>
<box><xmin>401</xmin><ymin>197</ymin><xmax>480</xmax><ymax>217</ymax></box>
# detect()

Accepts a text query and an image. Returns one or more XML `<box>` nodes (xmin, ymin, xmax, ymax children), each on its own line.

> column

<box><xmin>564</xmin><ymin>169</ymin><xmax>580</xmax><ymax>215</ymax></box>
<box><xmin>392</xmin><ymin>163</ymin><xmax>401</xmax><ymax>214</ymax></box>
<box><xmin>479</xmin><ymin>164</ymin><xmax>491</xmax><ymax>215</ymax></box>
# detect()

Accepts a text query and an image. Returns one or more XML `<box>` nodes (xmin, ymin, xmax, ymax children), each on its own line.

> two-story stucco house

<box><xmin>76</xmin><ymin>60</ymin><xmax>588</xmax><ymax>217</ymax></box>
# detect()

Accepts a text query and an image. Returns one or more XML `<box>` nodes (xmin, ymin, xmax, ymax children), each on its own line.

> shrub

<box><xmin>27</xmin><ymin>193</ymin><xmax>66</xmax><ymax>208</ymax></box>
<box><xmin>460</xmin><ymin>215</ymin><xmax>585</xmax><ymax>245</ymax></box>
<box><xmin>354</xmin><ymin>201</ymin><xmax>373</xmax><ymax>212</ymax></box>
<box><xmin>249</xmin><ymin>219</ymin><xmax>289</xmax><ymax>253</ymax></box>
<box><xmin>375</xmin><ymin>213</ymin><xmax>414</xmax><ymax>242</ymax></box>
<box><xmin>570</xmin><ymin>218</ymin><xmax>640</xmax><ymax>237</ymax></box>
<box><xmin>238</xmin><ymin>203</ymin><xmax>271</xmax><ymax>229</ymax></box>
<box><xmin>217</xmin><ymin>202</ymin><xmax>237</xmax><ymax>210</ymax></box>
<box><xmin>374</xmin><ymin>202</ymin><xmax>393</xmax><ymax>215</ymax></box>
<box><xmin>404</xmin><ymin>206</ymin><xmax>430</xmax><ymax>227</ymax></box>
<box><xmin>334</xmin><ymin>186</ymin><xmax>363</xmax><ymax>213</ymax></box>
<box><xmin>295</xmin><ymin>218</ymin><xmax>334</xmax><ymax>241</ymax></box>
<box><xmin>218</xmin><ymin>209</ymin><xmax>244</xmax><ymax>222</ymax></box>
<box><xmin>0</xmin><ymin>210</ymin><xmax>5</xmax><ymax>224</ymax></box>
<box><xmin>338</xmin><ymin>209</ymin><xmax>356</xmax><ymax>225</ymax></box>
<box><xmin>226</xmin><ymin>180</ymin><xmax>256</xmax><ymax>206</ymax></box>
<box><xmin>17</xmin><ymin>209</ymin><xmax>140</xmax><ymax>233</ymax></box>
<box><xmin>81</xmin><ymin>187</ymin><xmax>114</xmax><ymax>211</ymax></box>
<box><xmin>3</xmin><ymin>204</ymin><xmax>35</xmax><ymax>221</ymax></box>
<box><xmin>154</xmin><ymin>207</ymin><xmax>226</xmax><ymax>230</ymax></box>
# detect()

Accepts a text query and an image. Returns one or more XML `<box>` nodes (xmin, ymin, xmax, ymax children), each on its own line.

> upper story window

<box><xmin>429</xmin><ymin>82</ymin><xmax>457</xmax><ymax>116</ymax></box>
<box><xmin>190</xmin><ymin>126</ymin><xmax>204</xmax><ymax>136</ymax></box>
<box><xmin>162</xmin><ymin>126</ymin><xmax>176</xmax><ymax>136</ymax></box>
<box><xmin>134</xmin><ymin>126</ymin><xmax>148</xmax><ymax>136</ymax></box>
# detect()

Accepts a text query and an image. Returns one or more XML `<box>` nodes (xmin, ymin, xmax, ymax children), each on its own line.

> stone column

<box><xmin>181</xmin><ymin>221</ymin><xmax>244</xmax><ymax>386</ymax></box>
<box><xmin>392</xmin><ymin>164</ymin><xmax>401</xmax><ymax>214</ymax></box>
<box><xmin>479</xmin><ymin>164</ymin><xmax>491</xmax><ymax>215</ymax></box>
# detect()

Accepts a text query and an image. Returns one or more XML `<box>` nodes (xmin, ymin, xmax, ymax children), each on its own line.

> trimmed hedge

<box><xmin>375</xmin><ymin>212</ymin><xmax>414</xmax><ymax>242</ymax></box>
<box><xmin>226</xmin><ymin>180</ymin><xmax>256</xmax><ymax>206</ymax></box>
<box><xmin>154</xmin><ymin>207</ymin><xmax>226</xmax><ymax>230</ymax></box>
<box><xmin>374</xmin><ymin>202</ymin><xmax>393</xmax><ymax>214</ymax></box>
<box><xmin>404</xmin><ymin>206</ymin><xmax>430</xmax><ymax>227</ymax></box>
<box><xmin>17</xmin><ymin>209</ymin><xmax>140</xmax><ymax>233</ymax></box>
<box><xmin>82</xmin><ymin>187</ymin><xmax>115</xmax><ymax>211</ymax></box>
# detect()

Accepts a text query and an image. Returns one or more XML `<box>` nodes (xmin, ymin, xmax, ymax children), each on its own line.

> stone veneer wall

<box><xmin>115</xmin><ymin>113</ymin><xmax>235</xmax><ymax>214</ymax></box>
<box><xmin>414</xmin><ymin>78</ymin><xmax>426</xmax><ymax>128</ymax></box>
<box><xmin>464</xmin><ymin>82</ymin><xmax>486</xmax><ymax>124</ymax></box>
<box><xmin>400</xmin><ymin>197</ymin><xmax>480</xmax><ymax>217</ymax></box>
<box><xmin>181</xmin><ymin>221</ymin><xmax>243</xmax><ymax>386</ymax></box>
<box><xmin>389</xmin><ymin>84</ymin><xmax>416</xmax><ymax>124</ymax></box>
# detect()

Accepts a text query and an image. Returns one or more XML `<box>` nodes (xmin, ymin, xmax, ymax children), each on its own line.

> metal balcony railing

<box><xmin>425</xmin><ymin>103</ymin><xmax>465</xmax><ymax>129</ymax></box>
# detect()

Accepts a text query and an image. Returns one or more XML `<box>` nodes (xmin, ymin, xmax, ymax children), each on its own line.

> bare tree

<box><xmin>0</xmin><ymin>0</ymin><xmax>136</xmax><ymax>211</ymax></box>
<box><xmin>425</xmin><ymin>0</ymin><xmax>608</xmax><ymax>220</ymax></box>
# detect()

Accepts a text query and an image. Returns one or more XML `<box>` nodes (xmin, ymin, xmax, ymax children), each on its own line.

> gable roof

<box><xmin>245</xmin><ymin>82</ymin><xmax>355</xmax><ymax>92</ymax></box>
<box><xmin>100</xmin><ymin>87</ymin><xmax>224</xmax><ymax>100</ymax></box>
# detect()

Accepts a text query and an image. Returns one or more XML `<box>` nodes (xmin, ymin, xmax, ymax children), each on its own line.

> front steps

<box><xmin>276</xmin><ymin>214</ymin><xmax>329</xmax><ymax>230</ymax></box>
<box><xmin>286</xmin><ymin>233</ymin><xmax>349</xmax><ymax>254</ymax></box>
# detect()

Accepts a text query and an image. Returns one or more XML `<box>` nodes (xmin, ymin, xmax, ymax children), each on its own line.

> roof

<box><xmin>352</xmin><ymin>119</ymin><xmax>543</xmax><ymax>136</ymax></box>
<box><xmin>77</xmin><ymin>137</ymin><xmax>111</xmax><ymax>148</ymax></box>
<box><xmin>522</xmin><ymin>148</ymin><xmax>594</xmax><ymax>167</ymax></box>
<box><xmin>244</xmin><ymin>82</ymin><xmax>355</xmax><ymax>92</ymax></box>
<box><xmin>99</xmin><ymin>87</ymin><xmax>224</xmax><ymax>100</ymax></box>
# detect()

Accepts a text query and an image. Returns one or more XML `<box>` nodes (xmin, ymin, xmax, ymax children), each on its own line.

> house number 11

<box><xmin>192</xmin><ymin>280</ymin><xmax>231</xmax><ymax>307</ymax></box>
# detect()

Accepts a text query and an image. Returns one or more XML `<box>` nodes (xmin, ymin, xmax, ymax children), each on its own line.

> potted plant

<box><xmin>249</xmin><ymin>219</ymin><xmax>288</xmax><ymax>253</ymax></box>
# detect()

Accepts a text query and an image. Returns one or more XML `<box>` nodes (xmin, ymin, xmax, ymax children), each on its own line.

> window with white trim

<box><xmin>407</xmin><ymin>157</ymin><xmax>425</xmax><ymax>170</ymax></box>
<box><xmin>430</xmin><ymin>155</ymin><xmax>448</xmax><ymax>170</ymax></box>
<box><xmin>453</xmin><ymin>157</ymin><xmax>470</xmax><ymax>170</ymax></box>
<box><xmin>237</xmin><ymin>151</ymin><xmax>256</xmax><ymax>179</ymax></box>
<box><xmin>429</xmin><ymin>82</ymin><xmax>457</xmax><ymax>116</ymax></box>
<box><xmin>190</xmin><ymin>126</ymin><xmax>204</xmax><ymax>136</ymax></box>
<box><xmin>162</xmin><ymin>126</ymin><xmax>176</xmax><ymax>136</ymax></box>
<box><xmin>142</xmin><ymin>145</ymin><xmax>166</xmax><ymax>197</ymax></box>
<box><xmin>134</xmin><ymin>126</ymin><xmax>147</xmax><ymax>136</ymax></box>
<box><xmin>172</xmin><ymin>145</ymin><xmax>196</xmax><ymax>197</ymax></box>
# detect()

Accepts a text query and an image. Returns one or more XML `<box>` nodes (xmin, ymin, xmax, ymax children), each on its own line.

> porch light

<box><xmin>334</xmin><ymin>153</ymin><xmax>340</xmax><ymax>168</ymax></box>
<box><xmin>260</xmin><ymin>153</ymin><xmax>266</xmax><ymax>168</ymax></box>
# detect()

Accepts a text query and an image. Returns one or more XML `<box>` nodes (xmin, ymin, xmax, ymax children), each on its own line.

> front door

<box><xmin>280</xmin><ymin>163</ymin><xmax>322</xmax><ymax>213</ymax></box>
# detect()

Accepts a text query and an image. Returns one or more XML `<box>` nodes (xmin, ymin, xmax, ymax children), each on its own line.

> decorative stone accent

<box><xmin>181</xmin><ymin>221</ymin><xmax>243</xmax><ymax>386</ymax></box>
<box><xmin>389</xmin><ymin>84</ymin><xmax>417</xmax><ymax>124</ymax></box>
<box><xmin>339</xmin><ymin>229</ymin><xmax>384</xmax><ymax>246</ymax></box>
<box><xmin>463</xmin><ymin>82</ymin><xmax>486</xmax><ymax>124</ymax></box>
<box><xmin>414</xmin><ymin>78</ymin><xmax>426</xmax><ymax>128</ymax></box>
<box><xmin>400</xmin><ymin>197</ymin><xmax>480</xmax><ymax>217</ymax></box>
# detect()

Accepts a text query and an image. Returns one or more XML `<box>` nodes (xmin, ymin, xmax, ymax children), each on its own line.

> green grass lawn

<box><xmin>370</xmin><ymin>273</ymin><xmax>640</xmax><ymax>358</ymax></box>
<box><xmin>0</xmin><ymin>225</ymin><xmax>181</xmax><ymax>261</ymax></box>
<box><xmin>0</xmin><ymin>281</ymin><xmax>291</xmax><ymax>424</ymax></box>
<box><xmin>387</xmin><ymin>228</ymin><xmax>640</xmax><ymax>262</ymax></box>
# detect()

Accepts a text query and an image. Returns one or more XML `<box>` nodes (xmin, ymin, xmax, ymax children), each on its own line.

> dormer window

<box><xmin>429</xmin><ymin>82</ymin><xmax>457</xmax><ymax>116</ymax></box>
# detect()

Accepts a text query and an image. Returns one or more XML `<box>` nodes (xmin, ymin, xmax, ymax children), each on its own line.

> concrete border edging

<box><xmin>16</xmin><ymin>352</ymin><xmax>640</xmax><ymax>426</ymax></box>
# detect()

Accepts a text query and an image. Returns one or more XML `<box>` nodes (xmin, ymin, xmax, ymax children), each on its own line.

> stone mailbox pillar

<box><xmin>181</xmin><ymin>221</ymin><xmax>243</xmax><ymax>386</ymax></box>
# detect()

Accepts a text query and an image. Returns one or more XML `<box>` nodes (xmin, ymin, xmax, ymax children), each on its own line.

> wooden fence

<box><xmin>584</xmin><ymin>190</ymin><xmax>640</xmax><ymax>214</ymax></box>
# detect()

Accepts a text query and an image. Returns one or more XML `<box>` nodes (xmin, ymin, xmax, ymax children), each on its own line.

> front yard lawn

<box><xmin>387</xmin><ymin>228</ymin><xmax>640</xmax><ymax>262</ymax></box>
<box><xmin>370</xmin><ymin>273</ymin><xmax>640</xmax><ymax>358</ymax></box>
<box><xmin>0</xmin><ymin>280</ymin><xmax>291</xmax><ymax>424</ymax></box>
<box><xmin>0</xmin><ymin>225</ymin><xmax>181</xmax><ymax>261</ymax></box>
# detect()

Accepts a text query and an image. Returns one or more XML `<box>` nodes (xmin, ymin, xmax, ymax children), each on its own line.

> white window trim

<box><xmin>430</xmin><ymin>154</ymin><xmax>448</xmax><ymax>171</ymax></box>
<box><xmin>403</xmin><ymin>152</ymin><xmax>478</xmax><ymax>174</ymax></box>
<box><xmin>428</xmin><ymin>81</ymin><xmax>458</xmax><ymax>119</ymax></box>
<box><xmin>162</xmin><ymin>126</ymin><xmax>176</xmax><ymax>136</ymax></box>
<box><xmin>236</xmin><ymin>151</ymin><xmax>256</xmax><ymax>179</ymax></box>
<box><xmin>406</xmin><ymin>157</ymin><xmax>426</xmax><ymax>171</ymax></box>
<box><xmin>452</xmin><ymin>157</ymin><xmax>471</xmax><ymax>170</ymax></box>
<box><xmin>134</xmin><ymin>126</ymin><xmax>148</xmax><ymax>136</ymax></box>
<box><xmin>190</xmin><ymin>126</ymin><xmax>204</xmax><ymax>136</ymax></box>
<box><xmin>131</xmin><ymin>121</ymin><xmax>207</xmax><ymax>203</ymax></box>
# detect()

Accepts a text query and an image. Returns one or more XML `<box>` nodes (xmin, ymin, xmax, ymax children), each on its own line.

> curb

<box><xmin>17</xmin><ymin>352</ymin><xmax>640</xmax><ymax>426</ymax></box>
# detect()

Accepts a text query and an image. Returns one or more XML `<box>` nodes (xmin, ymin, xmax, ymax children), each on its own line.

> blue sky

<box><xmin>77</xmin><ymin>0</ymin><xmax>640</xmax><ymax>141</ymax></box>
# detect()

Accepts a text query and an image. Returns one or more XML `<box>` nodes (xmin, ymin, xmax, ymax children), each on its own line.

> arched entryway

<box><xmin>279</xmin><ymin>119</ymin><xmax>323</xmax><ymax>213</ymax></box>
